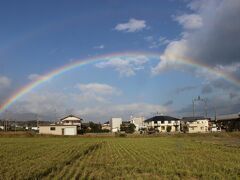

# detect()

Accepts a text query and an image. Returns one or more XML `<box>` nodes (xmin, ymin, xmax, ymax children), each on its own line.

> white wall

<box><xmin>188</xmin><ymin>119</ymin><xmax>208</xmax><ymax>133</ymax></box>
<box><xmin>39</xmin><ymin>125</ymin><xmax>77</xmax><ymax>135</ymax></box>
<box><xmin>110</xmin><ymin>118</ymin><xmax>122</xmax><ymax>132</ymax></box>
<box><xmin>130</xmin><ymin>116</ymin><xmax>145</xmax><ymax>131</ymax></box>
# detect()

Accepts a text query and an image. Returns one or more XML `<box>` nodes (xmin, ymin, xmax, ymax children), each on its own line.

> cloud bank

<box><xmin>152</xmin><ymin>0</ymin><xmax>240</xmax><ymax>80</ymax></box>
<box><xmin>96</xmin><ymin>55</ymin><xmax>149</xmax><ymax>77</ymax></box>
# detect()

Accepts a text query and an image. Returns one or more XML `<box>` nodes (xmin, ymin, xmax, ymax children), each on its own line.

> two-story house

<box><xmin>144</xmin><ymin>116</ymin><xmax>180</xmax><ymax>132</ymax></box>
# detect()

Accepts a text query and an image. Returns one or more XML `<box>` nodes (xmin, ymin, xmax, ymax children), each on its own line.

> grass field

<box><xmin>0</xmin><ymin>133</ymin><xmax>240</xmax><ymax>179</ymax></box>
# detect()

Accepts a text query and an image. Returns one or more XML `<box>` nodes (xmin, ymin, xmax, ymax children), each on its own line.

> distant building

<box><xmin>101</xmin><ymin>121</ymin><xmax>111</xmax><ymax>131</ymax></box>
<box><xmin>181</xmin><ymin>117</ymin><xmax>209</xmax><ymax>133</ymax></box>
<box><xmin>39</xmin><ymin>115</ymin><xmax>82</xmax><ymax>136</ymax></box>
<box><xmin>129</xmin><ymin>116</ymin><xmax>145</xmax><ymax>131</ymax></box>
<box><xmin>0</xmin><ymin>126</ymin><xmax>4</xmax><ymax>130</ymax></box>
<box><xmin>144</xmin><ymin>116</ymin><xmax>180</xmax><ymax>133</ymax></box>
<box><xmin>59</xmin><ymin>115</ymin><xmax>82</xmax><ymax>126</ymax></box>
<box><xmin>110</xmin><ymin>118</ymin><xmax>122</xmax><ymax>132</ymax></box>
<box><xmin>31</xmin><ymin>127</ymin><xmax>39</xmax><ymax>131</ymax></box>
<box><xmin>39</xmin><ymin>125</ymin><xmax>78</xmax><ymax>135</ymax></box>
<box><xmin>215</xmin><ymin>113</ymin><xmax>240</xmax><ymax>131</ymax></box>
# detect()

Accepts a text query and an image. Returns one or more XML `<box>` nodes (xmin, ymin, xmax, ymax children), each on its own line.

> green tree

<box><xmin>121</xmin><ymin>123</ymin><xmax>136</xmax><ymax>133</ymax></box>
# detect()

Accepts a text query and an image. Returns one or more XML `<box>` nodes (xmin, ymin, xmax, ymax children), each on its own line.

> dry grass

<box><xmin>0</xmin><ymin>133</ymin><xmax>240</xmax><ymax>179</ymax></box>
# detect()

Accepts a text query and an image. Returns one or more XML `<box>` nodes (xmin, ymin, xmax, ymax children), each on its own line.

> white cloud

<box><xmin>28</xmin><ymin>74</ymin><xmax>41</xmax><ymax>81</ymax></box>
<box><xmin>76</xmin><ymin>83</ymin><xmax>121</xmax><ymax>96</ymax></box>
<box><xmin>144</xmin><ymin>36</ymin><xmax>171</xmax><ymax>49</ymax></box>
<box><xmin>96</xmin><ymin>56</ymin><xmax>149</xmax><ymax>77</ymax></box>
<box><xmin>0</xmin><ymin>76</ymin><xmax>11</xmax><ymax>90</ymax></box>
<box><xmin>76</xmin><ymin>103</ymin><xmax>167</xmax><ymax>121</ymax></box>
<box><xmin>114</xmin><ymin>18</ymin><xmax>147</xmax><ymax>32</ymax></box>
<box><xmin>151</xmin><ymin>39</ymin><xmax>188</xmax><ymax>75</ymax></box>
<box><xmin>9</xmin><ymin>88</ymin><xmax>167</xmax><ymax>122</ymax></box>
<box><xmin>174</xmin><ymin>14</ymin><xmax>202</xmax><ymax>29</ymax></box>
<box><xmin>152</xmin><ymin>0</ymin><xmax>240</xmax><ymax>84</ymax></box>
<box><xmin>94</xmin><ymin>44</ymin><xmax>105</xmax><ymax>49</ymax></box>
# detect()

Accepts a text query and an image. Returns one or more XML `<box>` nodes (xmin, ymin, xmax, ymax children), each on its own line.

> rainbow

<box><xmin>0</xmin><ymin>51</ymin><xmax>239</xmax><ymax>114</ymax></box>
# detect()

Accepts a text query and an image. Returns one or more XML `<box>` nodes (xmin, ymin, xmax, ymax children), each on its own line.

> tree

<box><xmin>127</xmin><ymin>123</ymin><xmax>136</xmax><ymax>133</ymax></box>
<box><xmin>120</xmin><ymin>123</ymin><xmax>136</xmax><ymax>134</ymax></box>
<box><xmin>89</xmin><ymin>122</ymin><xmax>102</xmax><ymax>133</ymax></box>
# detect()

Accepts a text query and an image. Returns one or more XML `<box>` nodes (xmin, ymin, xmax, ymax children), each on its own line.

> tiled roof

<box><xmin>144</xmin><ymin>116</ymin><xmax>179</xmax><ymax>122</ymax></box>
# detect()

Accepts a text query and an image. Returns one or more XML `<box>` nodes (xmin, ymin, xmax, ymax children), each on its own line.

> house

<box><xmin>39</xmin><ymin>115</ymin><xmax>82</xmax><ymax>136</ymax></box>
<box><xmin>39</xmin><ymin>125</ymin><xmax>78</xmax><ymax>135</ymax></box>
<box><xmin>110</xmin><ymin>118</ymin><xmax>122</xmax><ymax>132</ymax></box>
<box><xmin>59</xmin><ymin>115</ymin><xmax>82</xmax><ymax>126</ymax></box>
<box><xmin>181</xmin><ymin>117</ymin><xmax>209</xmax><ymax>133</ymax></box>
<box><xmin>144</xmin><ymin>116</ymin><xmax>180</xmax><ymax>132</ymax></box>
<box><xmin>129</xmin><ymin>116</ymin><xmax>145</xmax><ymax>131</ymax></box>
<box><xmin>101</xmin><ymin>121</ymin><xmax>111</xmax><ymax>131</ymax></box>
<box><xmin>215</xmin><ymin>113</ymin><xmax>240</xmax><ymax>131</ymax></box>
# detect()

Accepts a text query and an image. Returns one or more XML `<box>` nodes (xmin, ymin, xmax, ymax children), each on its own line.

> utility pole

<box><xmin>192</xmin><ymin>96</ymin><xmax>208</xmax><ymax>118</ymax></box>
<box><xmin>4</xmin><ymin>110</ymin><xmax>8</xmax><ymax>131</ymax></box>
<box><xmin>192</xmin><ymin>99</ymin><xmax>195</xmax><ymax>118</ymax></box>
<box><xmin>15</xmin><ymin>119</ymin><xmax>16</xmax><ymax>133</ymax></box>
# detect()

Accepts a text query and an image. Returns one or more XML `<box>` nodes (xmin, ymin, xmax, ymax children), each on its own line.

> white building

<box><xmin>129</xmin><ymin>116</ymin><xmax>145</xmax><ymax>131</ymax></box>
<box><xmin>0</xmin><ymin>126</ymin><xmax>4</xmax><ymax>130</ymax></box>
<box><xmin>39</xmin><ymin>115</ymin><xmax>82</xmax><ymax>136</ymax></box>
<box><xmin>39</xmin><ymin>125</ymin><xmax>78</xmax><ymax>135</ymax></box>
<box><xmin>110</xmin><ymin>118</ymin><xmax>122</xmax><ymax>132</ymax></box>
<box><xmin>187</xmin><ymin>119</ymin><xmax>209</xmax><ymax>133</ymax></box>
<box><xmin>101</xmin><ymin>121</ymin><xmax>111</xmax><ymax>131</ymax></box>
<box><xmin>144</xmin><ymin>116</ymin><xmax>180</xmax><ymax>132</ymax></box>
<box><xmin>210</xmin><ymin>124</ymin><xmax>218</xmax><ymax>132</ymax></box>
<box><xmin>31</xmin><ymin>127</ymin><xmax>39</xmax><ymax>131</ymax></box>
<box><xmin>59</xmin><ymin>115</ymin><xmax>82</xmax><ymax>126</ymax></box>
<box><xmin>182</xmin><ymin>117</ymin><xmax>209</xmax><ymax>133</ymax></box>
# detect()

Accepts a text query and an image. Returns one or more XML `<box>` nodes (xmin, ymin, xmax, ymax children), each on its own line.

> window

<box><xmin>50</xmin><ymin>127</ymin><xmax>56</xmax><ymax>131</ymax></box>
<box><xmin>168</xmin><ymin>121</ymin><xmax>171</xmax><ymax>124</ymax></box>
<box><xmin>161</xmin><ymin>121</ymin><xmax>164</xmax><ymax>124</ymax></box>
<box><xmin>161</xmin><ymin>126</ymin><xmax>165</xmax><ymax>130</ymax></box>
<box><xmin>154</xmin><ymin>121</ymin><xmax>157</xmax><ymax>124</ymax></box>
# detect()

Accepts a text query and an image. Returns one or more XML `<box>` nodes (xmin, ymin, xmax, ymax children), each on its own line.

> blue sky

<box><xmin>0</xmin><ymin>0</ymin><xmax>240</xmax><ymax>122</ymax></box>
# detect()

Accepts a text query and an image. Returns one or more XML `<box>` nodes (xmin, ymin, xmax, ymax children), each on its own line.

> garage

<box><xmin>64</xmin><ymin>127</ymin><xmax>77</xmax><ymax>135</ymax></box>
<box><xmin>39</xmin><ymin>125</ymin><xmax>78</xmax><ymax>135</ymax></box>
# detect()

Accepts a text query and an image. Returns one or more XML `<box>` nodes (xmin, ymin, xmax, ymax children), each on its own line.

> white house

<box><xmin>144</xmin><ymin>116</ymin><xmax>180</xmax><ymax>132</ymax></box>
<box><xmin>129</xmin><ymin>116</ymin><xmax>145</xmax><ymax>131</ymax></box>
<box><xmin>39</xmin><ymin>115</ymin><xmax>82</xmax><ymax>136</ymax></box>
<box><xmin>101</xmin><ymin>121</ymin><xmax>111</xmax><ymax>131</ymax></box>
<box><xmin>59</xmin><ymin>115</ymin><xmax>82</xmax><ymax>126</ymax></box>
<box><xmin>182</xmin><ymin>117</ymin><xmax>209</xmax><ymax>133</ymax></box>
<box><xmin>39</xmin><ymin>125</ymin><xmax>78</xmax><ymax>135</ymax></box>
<box><xmin>110</xmin><ymin>118</ymin><xmax>122</xmax><ymax>132</ymax></box>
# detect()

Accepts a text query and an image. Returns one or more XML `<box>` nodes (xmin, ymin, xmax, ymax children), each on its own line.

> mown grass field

<box><xmin>0</xmin><ymin>133</ymin><xmax>240</xmax><ymax>179</ymax></box>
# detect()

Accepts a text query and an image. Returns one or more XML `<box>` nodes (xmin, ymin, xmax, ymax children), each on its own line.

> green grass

<box><xmin>0</xmin><ymin>134</ymin><xmax>240</xmax><ymax>179</ymax></box>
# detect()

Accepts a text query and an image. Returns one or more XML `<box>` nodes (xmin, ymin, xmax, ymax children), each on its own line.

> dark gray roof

<box><xmin>144</xmin><ymin>116</ymin><xmax>179</xmax><ymax>122</ymax></box>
